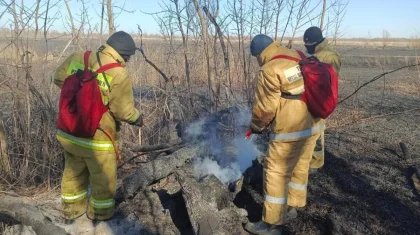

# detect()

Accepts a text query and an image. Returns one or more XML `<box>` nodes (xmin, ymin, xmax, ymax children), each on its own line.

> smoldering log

<box><xmin>0</xmin><ymin>195</ymin><xmax>69</xmax><ymax>235</ymax></box>
<box><xmin>175</xmin><ymin>167</ymin><xmax>248</xmax><ymax>235</ymax></box>
<box><xmin>175</xmin><ymin>167</ymin><xmax>220</xmax><ymax>234</ymax></box>
<box><xmin>122</xmin><ymin>145</ymin><xmax>200</xmax><ymax>198</ymax></box>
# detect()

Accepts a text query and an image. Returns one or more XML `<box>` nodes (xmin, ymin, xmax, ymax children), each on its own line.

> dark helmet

<box><xmin>106</xmin><ymin>31</ymin><xmax>136</xmax><ymax>56</ymax></box>
<box><xmin>303</xmin><ymin>26</ymin><xmax>323</xmax><ymax>43</ymax></box>
<box><xmin>250</xmin><ymin>34</ymin><xmax>274</xmax><ymax>57</ymax></box>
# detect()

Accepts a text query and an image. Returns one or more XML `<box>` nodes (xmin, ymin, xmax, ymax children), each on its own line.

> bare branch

<box><xmin>339</xmin><ymin>64</ymin><xmax>420</xmax><ymax>104</ymax></box>
<box><xmin>136</xmin><ymin>25</ymin><xmax>169</xmax><ymax>83</ymax></box>
<box><xmin>0</xmin><ymin>0</ymin><xmax>13</xmax><ymax>21</ymax></box>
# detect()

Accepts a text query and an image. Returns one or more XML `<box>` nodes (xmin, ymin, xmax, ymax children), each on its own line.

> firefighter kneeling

<box><xmin>243</xmin><ymin>34</ymin><xmax>337</xmax><ymax>234</ymax></box>
<box><xmin>54</xmin><ymin>31</ymin><xmax>144</xmax><ymax>221</ymax></box>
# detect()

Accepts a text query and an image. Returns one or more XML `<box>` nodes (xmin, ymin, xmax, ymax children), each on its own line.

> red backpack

<box><xmin>271</xmin><ymin>50</ymin><xmax>338</xmax><ymax>119</ymax></box>
<box><xmin>56</xmin><ymin>50</ymin><xmax>121</xmax><ymax>138</ymax></box>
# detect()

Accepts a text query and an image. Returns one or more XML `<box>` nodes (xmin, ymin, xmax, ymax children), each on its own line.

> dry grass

<box><xmin>327</xmin><ymin>107</ymin><xmax>363</xmax><ymax>129</ymax></box>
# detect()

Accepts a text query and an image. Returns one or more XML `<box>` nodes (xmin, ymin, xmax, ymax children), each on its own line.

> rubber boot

<box><xmin>243</xmin><ymin>220</ymin><xmax>282</xmax><ymax>235</ymax></box>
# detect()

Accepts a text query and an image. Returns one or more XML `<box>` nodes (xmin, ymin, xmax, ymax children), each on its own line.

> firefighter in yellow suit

<box><xmin>54</xmin><ymin>31</ymin><xmax>143</xmax><ymax>221</ymax></box>
<box><xmin>243</xmin><ymin>35</ymin><xmax>324</xmax><ymax>234</ymax></box>
<box><xmin>303</xmin><ymin>26</ymin><xmax>341</xmax><ymax>169</ymax></box>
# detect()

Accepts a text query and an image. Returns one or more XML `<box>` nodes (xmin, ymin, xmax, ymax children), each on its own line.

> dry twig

<box><xmin>339</xmin><ymin>63</ymin><xmax>420</xmax><ymax>104</ymax></box>
<box><xmin>136</xmin><ymin>25</ymin><xmax>169</xmax><ymax>83</ymax></box>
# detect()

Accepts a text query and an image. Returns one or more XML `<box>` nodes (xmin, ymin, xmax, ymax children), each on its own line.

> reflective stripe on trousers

<box><xmin>265</xmin><ymin>195</ymin><xmax>287</xmax><ymax>205</ymax></box>
<box><xmin>90</xmin><ymin>198</ymin><xmax>115</xmax><ymax>209</ymax></box>
<box><xmin>62</xmin><ymin>189</ymin><xmax>88</xmax><ymax>203</ymax></box>
<box><xmin>270</xmin><ymin>123</ymin><xmax>325</xmax><ymax>141</ymax></box>
<box><xmin>57</xmin><ymin>130</ymin><xmax>117</xmax><ymax>151</ymax></box>
<box><xmin>288</xmin><ymin>182</ymin><xmax>307</xmax><ymax>190</ymax></box>
<box><xmin>265</xmin><ymin>182</ymin><xmax>308</xmax><ymax>204</ymax></box>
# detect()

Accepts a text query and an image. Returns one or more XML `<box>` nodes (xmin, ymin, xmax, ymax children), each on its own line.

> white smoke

<box><xmin>193</xmin><ymin>157</ymin><xmax>242</xmax><ymax>184</ymax></box>
<box><xmin>233</xmin><ymin>136</ymin><xmax>261</xmax><ymax>173</ymax></box>
<box><xmin>184</xmin><ymin>118</ymin><xmax>206</xmax><ymax>137</ymax></box>
<box><xmin>185</xmin><ymin>107</ymin><xmax>262</xmax><ymax>184</ymax></box>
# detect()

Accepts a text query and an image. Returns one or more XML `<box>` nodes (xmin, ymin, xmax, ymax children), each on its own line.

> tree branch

<box><xmin>136</xmin><ymin>25</ymin><xmax>169</xmax><ymax>83</ymax></box>
<box><xmin>338</xmin><ymin>64</ymin><xmax>420</xmax><ymax>104</ymax></box>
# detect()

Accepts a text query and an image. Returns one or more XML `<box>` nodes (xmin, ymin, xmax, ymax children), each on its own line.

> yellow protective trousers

<box><xmin>262</xmin><ymin>133</ymin><xmax>319</xmax><ymax>225</ymax></box>
<box><xmin>61</xmin><ymin>150</ymin><xmax>117</xmax><ymax>221</ymax></box>
<box><xmin>310</xmin><ymin>130</ymin><xmax>325</xmax><ymax>169</ymax></box>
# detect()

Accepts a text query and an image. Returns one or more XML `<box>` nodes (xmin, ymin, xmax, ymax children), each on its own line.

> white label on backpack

<box><xmin>284</xmin><ymin>65</ymin><xmax>303</xmax><ymax>84</ymax></box>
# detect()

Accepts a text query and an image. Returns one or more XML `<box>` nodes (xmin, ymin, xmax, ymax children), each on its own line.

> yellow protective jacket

<box><xmin>313</xmin><ymin>39</ymin><xmax>341</xmax><ymax>75</ymax></box>
<box><xmin>54</xmin><ymin>44</ymin><xmax>141</xmax><ymax>152</ymax></box>
<box><xmin>250</xmin><ymin>41</ymin><xmax>324</xmax><ymax>142</ymax></box>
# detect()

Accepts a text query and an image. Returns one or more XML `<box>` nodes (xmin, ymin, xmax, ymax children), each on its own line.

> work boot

<box><xmin>64</xmin><ymin>219</ymin><xmax>74</xmax><ymax>225</ymax></box>
<box><xmin>63</xmin><ymin>212</ymin><xmax>85</xmax><ymax>225</ymax></box>
<box><xmin>286</xmin><ymin>207</ymin><xmax>298</xmax><ymax>221</ymax></box>
<box><xmin>243</xmin><ymin>220</ymin><xmax>282</xmax><ymax>235</ymax></box>
<box><xmin>309</xmin><ymin>168</ymin><xmax>318</xmax><ymax>174</ymax></box>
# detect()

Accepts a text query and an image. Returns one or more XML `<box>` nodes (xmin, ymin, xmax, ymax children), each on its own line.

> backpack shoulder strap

<box><xmin>95</xmin><ymin>52</ymin><xmax>122</xmax><ymax>91</ymax></box>
<box><xmin>271</xmin><ymin>49</ymin><xmax>305</xmax><ymax>63</ymax></box>
<box><xmin>271</xmin><ymin>54</ymin><xmax>300</xmax><ymax>62</ymax></box>
<box><xmin>295</xmin><ymin>50</ymin><xmax>307</xmax><ymax>60</ymax></box>
<box><xmin>96</xmin><ymin>63</ymin><xmax>122</xmax><ymax>73</ymax></box>
<box><xmin>271</xmin><ymin>50</ymin><xmax>309</xmax><ymax>64</ymax></box>
<box><xmin>83</xmin><ymin>51</ymin><xmax>92</xmax><ymax>71</ymax></box>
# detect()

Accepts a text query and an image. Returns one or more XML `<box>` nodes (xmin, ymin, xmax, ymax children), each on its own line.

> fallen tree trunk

<box><xmin>175</xmin><ymin>167</ymin><xmax>220</xmax><ymax>234</ymax></box>
<box><xmin>143</xmin><ymin>144</ymin><xmax>186</xmax><ymax>156</ymax></box>
<box><xmin>119</xmin><ymin>144</ymin><xmax>186</xmax><ymax>168</ymax></box>
<box><xmin>126</xmin><ymin>142</ymin><xmax>180</xmax><ymax>153</ymax></box>
<box><xmin>0</xmin><ymin>195</ymin><xmax>69</xmax><ymax>235</ymax></box>
<box><xmin>122</xmin><ymin>145</ymin><xmax>200</xmax><ymax>198</ymax></box>
<box><xmin>175</xmin><ymin>167</ymin><xmax>248</xmax><ymax>235</ymax></box>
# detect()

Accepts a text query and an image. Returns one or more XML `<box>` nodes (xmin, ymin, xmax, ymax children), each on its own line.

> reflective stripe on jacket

<box><xmin>269</xmin><ymin>123</ymin><xmax>325</xmax><ymax>142</ymax></box>
<box><xmin>57</xmin><ymin>130</ymin><xmax>117</xmax><ymax>151</ymax></box>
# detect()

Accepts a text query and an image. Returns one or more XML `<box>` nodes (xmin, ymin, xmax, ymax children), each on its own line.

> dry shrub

<box><xmin>1</xmin><ymin>72</ymin><xmax>62</xmax><ymax>190</ymax></box>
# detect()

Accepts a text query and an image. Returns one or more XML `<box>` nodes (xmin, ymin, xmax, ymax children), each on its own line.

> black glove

<box><xmin>249</xmin><ymin>123</ymin><xmax>264</xmax><ymax>134</ymax></box>
<box><xmin>132</xmin><ymin>114</ymin><xmax>144</xmax><ymax>127</ymax></box>
<box><xmin>251</xmin><ymin>127</ymin><xmax>262</xmax><ymax>134</ymax></box>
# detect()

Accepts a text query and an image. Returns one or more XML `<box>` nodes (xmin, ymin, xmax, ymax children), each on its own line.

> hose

<box><xmin>98</xmin><ymin>126</ymin><xmax>121</xmax><ymax>161</ymax></box>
